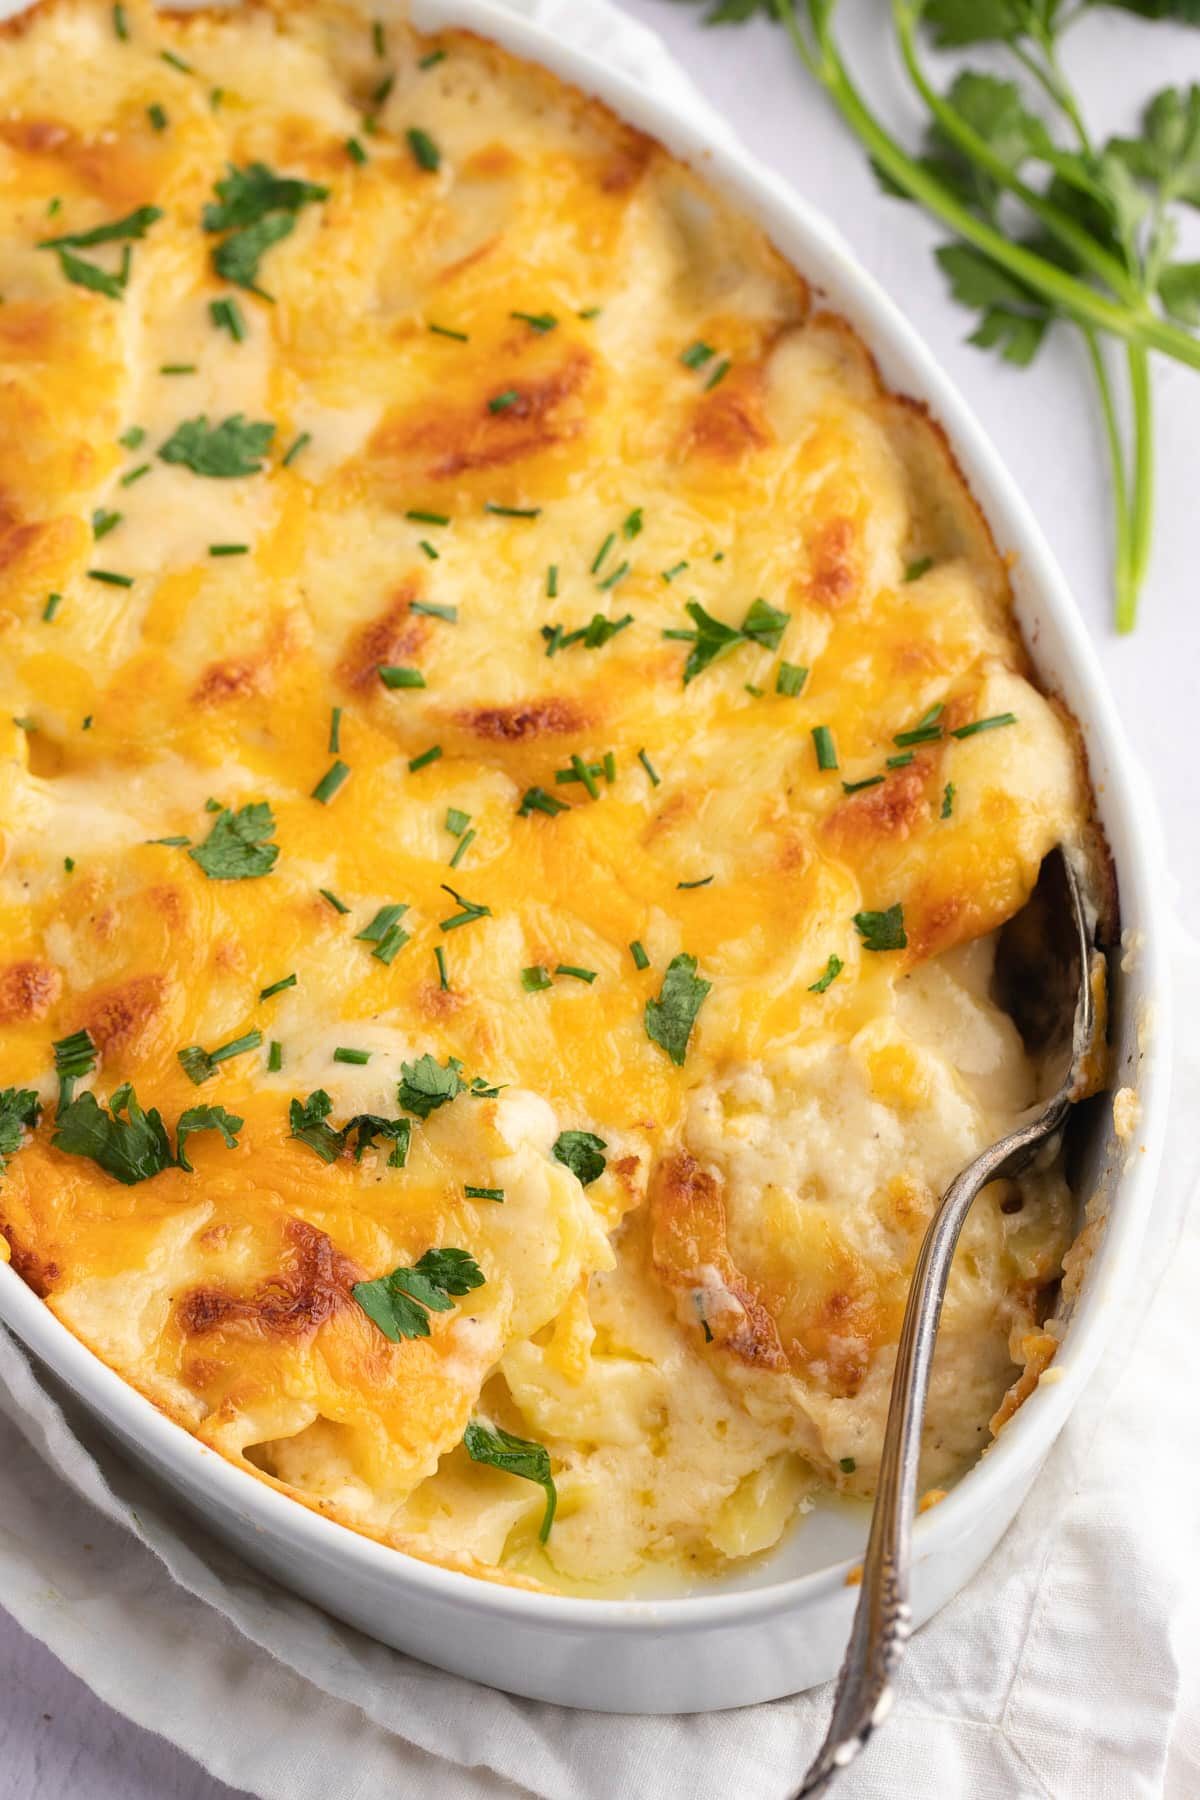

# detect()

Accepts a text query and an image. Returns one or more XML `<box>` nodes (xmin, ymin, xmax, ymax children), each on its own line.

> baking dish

<box><xmin>0</xmin><ymin>0</ymin><xmax>1171</xmax><ymax>1714</ymax></box>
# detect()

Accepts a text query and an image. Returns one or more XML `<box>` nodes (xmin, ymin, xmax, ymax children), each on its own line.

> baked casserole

<box><xmin>0</xmin><ymin>0</ymin><xmax>1103</xmax><ymax>1594</ymax></box>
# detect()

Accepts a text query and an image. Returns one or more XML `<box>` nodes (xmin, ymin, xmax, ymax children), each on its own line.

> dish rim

<box><xmin>0</xmin><ymin>0</ymin><xmax>1173</xmax><ymax>1632</ymax></box>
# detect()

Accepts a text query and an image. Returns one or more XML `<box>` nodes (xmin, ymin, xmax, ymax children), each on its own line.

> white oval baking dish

<box><xmin>0</xmin><ymin>0</ymin><xmax>1172</xmax><ymax>1715</ymax></box>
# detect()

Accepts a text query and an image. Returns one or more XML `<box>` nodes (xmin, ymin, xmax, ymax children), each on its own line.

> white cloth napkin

<box><xmin>2</xmin><ymin>5</ymin><xmax>1198</xmax><ymax>1796</ymax></box>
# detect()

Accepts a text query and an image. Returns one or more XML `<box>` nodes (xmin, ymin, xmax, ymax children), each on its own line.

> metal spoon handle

<box><xmin>795</xmin><ymin>1116</ymin><xmax>1060</xmax><ymax>1797</ymax></box>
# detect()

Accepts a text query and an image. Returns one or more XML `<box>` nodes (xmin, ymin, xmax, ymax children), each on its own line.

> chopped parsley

<box><xmin>39</xmin><ymin>204</ymin><xmax>162</xmax><ymax>252</ymax></box>
<box><xmin>188</xmin><ymin>801</ymin><xmax>278</xmax><ymax>880</ymax></box>
<box><xmin>552</xmin><ymin>1129</ymin><xmax>606</xmax><ymax>1187</ymax></box>
<box><xmin>407</xmin><ymin>127</ymin><xmax>441</xmax><ymax>171</ymax></box>
<box><xmin>396</xmin><ymin>1053</ymin><xmax>465</xmax><ymax>1119</ymax></box>
<box><xmin>159</xmin><ymin>414</ymin><xmax>274</xmax><ymax>478</ymax></box>
<box><xmin>644</xmin><ymin>953</ymin><xmax>710</xmax><ymax>1066</ymax></box>
<box><xmin>853</xmin><ymin>905</ymin><xmax>907</xmax><ymax>953</ymax></box>
<box><xmin>289</xmin><ymin>1090</ymin><xmax>411</xmax><ymax>1168</ymax></box>
<box><xmin>680</xmin><ymin>340</ymin><xmax>715</xmax><ymax>369</ymax></box>
<box><xmin>0</xmin><ymin>1089</ymin><xmax>41</xmax><ymax>1173</ymax></box>
<box><xmin>53</xmin><ymin>1087</ymin><xmax>241</xmax><ymax>1184</ymax></box>
<box><xmin>353</xmin><ymin>1247</ymin><xmax>484</xmax><ymax>1343</ymax></box>
<box><xmin>903</xmin><ymin>556</ymin><xmax>934</xmax><ymax>583</ymax></box>
<box><xmin>53</xmin><ymin>1028</ymin><xmax>96</xmax><ymax>1110</ymax></box>
<box><xmin>202</xmin><ymin>162</ymin><xmax>329</xmax><ymax>297</ymax></box>
<box><xmin>808</xmin><ymin>954</ymin><xmax>844</xmax><ymax>995</ymax></box>
<box><xmin>463</xmin><ymin>1421</ymin><xmax>557</xmax><ymax>1542</ymax></box>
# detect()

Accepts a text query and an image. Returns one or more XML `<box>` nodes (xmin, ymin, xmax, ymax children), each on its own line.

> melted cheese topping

<box><xmin>0</xmin><ymin>0</ymin><xmax>1093</xmax><ymax>1593</ymax></box>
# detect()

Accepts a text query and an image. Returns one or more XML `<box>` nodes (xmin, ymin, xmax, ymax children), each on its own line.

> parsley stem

<box><xmin>784</xmin><ymin>0</ymin><xmax>1200</xmax><ymax>373</ymax></box>
<box><xmin>1125</xmin><ymin>342</ymin><xmax>1155</xmax><ymax>632</ymax></box>
<box><xmin>1082</xmin><ymin>327</ymin><xmax>1132</xmax><ymax>631</ymax></box>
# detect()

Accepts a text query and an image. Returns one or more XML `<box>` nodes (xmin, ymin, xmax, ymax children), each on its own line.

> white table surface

<box><xmin>3</xmin><ymin>3</ymin><xmax>1198</xmax><ymax>1794</ymax></box>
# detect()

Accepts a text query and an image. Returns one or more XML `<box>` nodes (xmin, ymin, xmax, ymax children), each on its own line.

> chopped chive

<box><xmin>776</xmin><ymin>661</ymin><xmax>807</xmax><ymax>697</ymax></box>
<box><xmin>282</xmin><ymin>432</ymin><xmax>311</xmax><ymax>467</ymax></box>
<box><xmin>420</xmin><ymin>47</ymin><xmax>446</xmax><ymax>69</ymax></box>
<box><xmin>268</xmin><ymin>1040</ymin><xmax>283</xmax><ymax>1071</ymax></box>
<box><xmin>333</xmin><ymin>1046</ymin><xmax>371</xmax><ymax>1065</ymax></box>
<box><xmin>12</xmin><ymin>716</ymin><xmax>37</xmax><ymax>732</ymax></box>
<box><xmin>312</xmin><ymin>760</ymin><xmax>351</xmax><ymax>804</ymax></box>
<box><xmin>677</xmin><ymin>875</ymin><xmax>714</xmax><ymax>890</ymax></box>
<box><xmin>148</xmin><ymin>103</ymin><xmax>168</xmax><ymax>132</ymax></box>
<box><xmin>886</xmin><ymin>751</ymin><xmax>914</xmax><ymax>769</ymax></box>
<box><xmin>812</xmin><ymin>725</ymin><xmax>838</xmax><ymax>772</ymax></box>
<box><xmin>951</xmin><ymin>713</ymin><xmax>1018</xmax><ymax>739</ymax></box>
<box><xmin>259</xmin><ymin>973</ymin><xmax>297</xmax><ymax>1000</ymax></box>
<box><xmin>630</xmin><ymin>940</ymin><xmax>650</xmax><ymax>970</ymax></box>
<box><xmin>521</xmin><ymin>964</ymin><xmax>552</xmax><ymax>992</ymax></box>
<box><xmin>680</xmin><ymin>340</ymin><xmax>714</xmax><ymax>369</ymax></box>
<box><xmin>661</xmin><ymin>561</ymin><xmax>689</xmax><ymax>582</ymax></box>
<box><xmin>407</xmin><ymin>127</ymin><xmax>440</xmax><ymax>171</ymax></box>
<box><xmin>160</xmin><ymin>362</ymin><xmax>196</xmax><ymax>375</ymax></box>
<box><xmin>328</xmin><ymin>706</ymin><xmax>343</xmax><ymax>754</ymax></box>
<box><xmin>511</xmin><ymin>310</ymin><xmax>557</xmax><ymax>332</ymax></box>
<box><xmin>842</xmin><ymin>775</ymin><xmax>885</xmax><ymax>794</ymax></box>
<box><xmin>517</xmin><ymin>785</ymin><xmax>569</xmax><ymax>817</ymax></box>
<box><xmin>941</xmin><ymin>781</ymin><xmax>955</xmax><ymax>819</ymax></box>
<box><xmin>745</xmin><ymin>684</ymin><xmax>764</xmax><ymax>698</ymax></box>
<box><xmin>438</xmin><ymin>882</ymin><xmax>491</xmax><ymax>932</ymax></box>
<box><xmin>596</xmin><ymin>560</ymin><xmax>629</xmax><ymax>592</ymax></box>
<box><xmin>555</xmin><ymin>964</ymin><xmax>596</xmax><ymax>983</ymax></box>
<box><xmin>578</xmin><ymin>305</ymin><xmax>601</xmax><ymax>319</ymax></box>
<box><xmin>209</xmin><ymin>543</ymin><xmax>249</xmax><ymax>557</ymax></box>
<box><xmin>904</xmin><ymin>556</ymin><xmax>934</xmax><ymax>583</ymax></box>
<box><xmin>372</xmin><ymin>20</ymin><xmax>385</xmax><ymax>54</ymax></box>
<box><xmin>64</xmin><ymin>856</ymin><xmax>75</xmax><ymax>872</ymax></box>
<box><xmin>489</xmin><ymin>389</ymin><xmax>520</xmax><ymax>413</ymax></box>
<box><xmin>346</xmin><ymin>136</ymin><xmax>368</xmax><ymax>165</ymax></box>
<box><xmin>120</xmin><ymin>462</ymin><xmax>151</xmax><ymax>487</ymax></box>
<box><xmin>160</xmin><ymin>49</ymin><xmax>194</xmax><ymax>73</ymax></box>
<box><xmin>637</xmin><ymin>747</ymin><xmax>661</xmax><ymax>787</ymax></box>
<box><xmin>81</xmin><ymin>715</ymin><xmax>93</xmax><ymax>731</ymax></box>
<box><xmin>319</xmin><ymin>887</ymin><xmax>350</xmax><ymax>914</ymax></box>
<box><xmin>808</xmin><ymin>953</ymin><xmax>844</xmax><ymax>995</ymax></box>
<box><xmin>372</xmin><ymin>72</ymin><xmax>395</xmax><ymax>107</ymax></box>
<box><xmin>623</xmin><ymin>507</ymin><xmax>643</xmax><ymax>539</ymax></box>
<box><xmin>445</xmin><ymin>807</ymin><xmax>471</xmax><ymax>836</ymax></box>
<box><xmin>92</xmin><ymin>509</ymin><xmax>121</xmax><ymax>539</ymax></box>
<box><xmin>542</xmin><ymin>625</ymin><xmax>565</xmax><ymax>658</ymax></box>
<box><xmin>42</xmin><ymin>592</ymin><xmax>63</xmax><ymax>622</ymax></box>
<box><xmin>373</xmin><ymin>920</ymin><xmax>411</xmax><ymax>963</ymax></box>
<box><xmin>546</xmin><ymin>564</ymin><xmax>559</xmax><ymax>598</ymax></box>
<box><xmin>428</xmin><ymin>322</ymin><xmax>468</xmax><ymax>342</ymax></box>
<box><xmin>555</xmin><ymin>761</ymin><xmax>602</xmax><ymax>786</ymax></box>
<box><xmin>602</xmin><ymin>751</ymin><xmax>616</xmax><ymax>784</ymax></box>
<box><xmin>569</xmin><ymin>753</ymin><xmax>598</xmax><ymax>800</ymax></box>
<box><xmin>705</xmin><ymin>358</ymin><xmax>731</xmax><ymax>391</ymax></box>
<box><xmin>418</xmin><ymin>539</ymin><xmax>439</xmax><ymax>561</ymax></box>
<box><xmin>88</xmin><ymin>569</ymin><xmax>133</xmax><ymax>587</ymax></box>
<box><xmin>210</xmin><ymin>297</ymin><xmax>246</xmax><ymax>341</ymax></box>
<box><xmin>484</xmin><ymin>502</ymin><xmax>540</xmax><ymax>519</ymax></box>
<box><xmin>356</xmin><ymin>903</ymin><xmax>409</xmax><ymax>943</ymax></box>
<box><xmin>590</xmin><ymin>532</ymin><xmax>615</xmax><ymax>575</ymax></box>
<box><xmin>434</xmin><ymin>944</ymin><xmax>450</xmax><ymax>990</ymax></box>
<box><xmin>378</xmin><ymin>665</ymin><xmax>426</xmax><ymax>690</ymax></box>
<box><xmin>147</xmin><ymin>835</ymin><xmax>190</xmax><ymax>846</ymax></box>
<box><xmin>118</xmin><ymin>426</ymin><xmax>146</xmax><ymax>450</ymax></box>
<box><xmin>112</xmin><ymin>2</ymin><xmax>128</xmax><ymax>38</ymax></box>
<box><xmin>406</xmin><ymin>510</ymin><xmax>450</xmax><ymax>529</ymax></box>
<box><xmin>448</xmin><ymin>828</ymin><xmax>475</xmax><ymax>869</ymax></box>
<box><xmin>465</xmin><ymin>1185</ymin><xmax>504</xmax><ymax>1202</ymax></box>
<box><xmin>408</xmin><ymin>745</ymin><xmax>442</xmax><ymax>772</ymax></box>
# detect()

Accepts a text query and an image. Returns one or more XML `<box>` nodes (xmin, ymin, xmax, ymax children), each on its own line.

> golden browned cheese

<box><xmin>0</xmin><ymin>0</ymin><xmax>1093</xmax><ymax>1593</ymax></box>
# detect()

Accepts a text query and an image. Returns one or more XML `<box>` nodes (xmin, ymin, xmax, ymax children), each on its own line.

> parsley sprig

<box><xmin>696</xmin><ymin>1</ymin><xmax>1200</xmax><ymax>630</ymax></box>
<box><xmin>353</xmin><ymin>1247</ymin><xmax>484</xmax><ymax>1342</ymax></box>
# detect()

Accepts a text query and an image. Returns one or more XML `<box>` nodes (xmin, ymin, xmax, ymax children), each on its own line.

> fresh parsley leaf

<box><xmin>463</xmin><ymin>1420</ymin><xmax>557</xmax><ymax>1542</ymax></box>
<box><xmin>52</xmin><ymin>1086</ymin><xmax>175</xmax><ymax>1185</ymax></box>
<box><xmin>352</xmin><ymin>1246</ymin><xmax>484</xmax><ymax>1343</ymax></box>
<box><xmin>808</xmin><ymin>954</ymin><xmax>844</xmax><ymax>995</ymax></box>
<box><xmin>0</xmin><ymin>1088</ymin><xmax>40</xmax><ymax>1173</ymax></box>
<box><xmin>40</xmin><ymin>205</ymin><xmax>164</xmax><ymax>250</ymax></box>
<box><xmin>212</xmin><ymin>213</ymin><xmax>295</xmax><ymax>294</ymax></box>
<box><xmin>853</xmin><ymin>904</ymin><xmax>908</xmax><ymax>953</ymax></box>
<box><xmin>552</xmin><ymin>1129</ymin><xmax>606</xmax><ymax>1187</ymax></box>
<box><xmin>54</xmin><ymin>249</ymin><xmax>129</xmax><ymax>299</ymax></box>
<box><xmin>159</xmin><ymin>414</ymin><xmax>275</xmax><ymax>478</ymax></box>
<box><xmin>176</xmin><ymin>1103</ymin><xmax>243</xmax><ymax>1172</ymax></box>
<box><xmin>288</xmin><ymin>1089</ymin><xmax>343</xmax><ymax>1162</ymax></box>
<box><xmin>644</xmin><ymin>953</ymin><xmax>711</xmax><ymax>1066</ymax></box>
<box><xmin>202</xmin><ymin>163</ymin><xmax>329</xmax><ymax>232</ymax></box>
<box><xmin>1159</xmin><ymin>257</ymin><xmax>1200</xmax><ymax>322</ymax></box>
<box><xmin>188</xmin><ymin>801</ymin><xmax>278</xmax><ymax>880</ymax></box>
<box><xmin>396</xmin><ymin>1053</ymin><xmax>465</xmax><ymax>1119</ymax></box>
<box><xmin>343</xmin><ymin>1114</ymin><xmax>411</xmax><ymax>1168</ymax></box>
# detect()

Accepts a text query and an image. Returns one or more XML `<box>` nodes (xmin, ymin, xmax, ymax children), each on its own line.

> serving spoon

<box><xmin>796</xmin><ymin>846</ymin><xmax>1100</xmax><ymax>1797</ymax></box>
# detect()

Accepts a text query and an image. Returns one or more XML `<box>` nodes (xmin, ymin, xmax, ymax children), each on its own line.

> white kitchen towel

<box><xmin>1</xmin><ymin>5</ymin><xmax>1198</xmax><ymax>1798</ymax></box>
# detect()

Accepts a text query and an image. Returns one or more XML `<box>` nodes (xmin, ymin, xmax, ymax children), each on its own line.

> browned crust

<box><xmin>177</xmin><ymin>1218</ymin><xmax>359</xmax><ymax>1341</ymax></box>
<box><xmin>0</xmin><ymin>958</ymin><xmax>61</xmax><ymax>1023</ymax></box>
